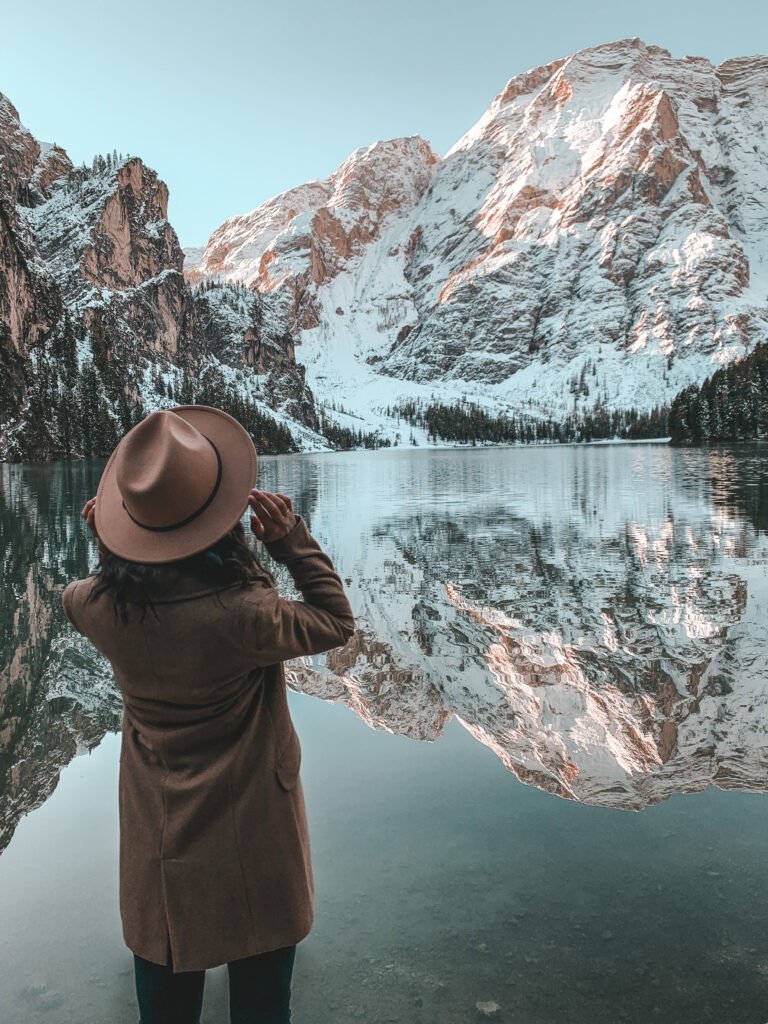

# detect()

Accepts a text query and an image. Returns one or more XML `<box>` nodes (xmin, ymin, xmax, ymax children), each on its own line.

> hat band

<box><xmin>120</xmin><ymin>434</ymin><xmax>224</xmax><ymax>533</ymax></box>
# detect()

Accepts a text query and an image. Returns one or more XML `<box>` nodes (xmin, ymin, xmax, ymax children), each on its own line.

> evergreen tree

<box><xmin>669</xmin><ymin>339</ymin><xmax>768</xmax><ymax>443</ymax></box>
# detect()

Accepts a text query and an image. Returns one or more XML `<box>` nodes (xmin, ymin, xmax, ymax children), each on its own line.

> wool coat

<box><xmin>61</xmin><ymin>513</ymin><xmax>355</xmax><ymax>972</ymax></box>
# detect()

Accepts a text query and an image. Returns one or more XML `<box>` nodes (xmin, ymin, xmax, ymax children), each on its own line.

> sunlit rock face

<box><xmin>0</xmin><ymin>94</ymin><xmax>69</xmax><ymax>419</ymax></box>
<box><xmin>187</xmin><ymin>138</ymin><xmax>437</xmax><ymax>288</ymax></box>
<box><xmin>186</xmin><ymin>136</ymin><xmax>439</xmax><ymax>345</ymax></box>
<box><xmin>188</xmin><ymin>38</ymin><xmax>768</xmax><ymax>425</ymax></box>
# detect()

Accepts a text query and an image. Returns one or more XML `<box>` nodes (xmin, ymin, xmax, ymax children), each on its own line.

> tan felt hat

<box><xmin>94</xmin><ymin>405</ymin><xmax>258</xmax><ymax>564</ymax></box>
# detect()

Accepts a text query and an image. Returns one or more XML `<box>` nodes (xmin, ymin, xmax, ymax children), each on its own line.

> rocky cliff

<box><xmin>188</xmin><ymin>38</ymin><xmax>768</xmax><ymax>435</ymax></box>
<box><xmin>0</xmin><ymin>94</ymin><xmax>319</xmax><ymax>460</ymax></box>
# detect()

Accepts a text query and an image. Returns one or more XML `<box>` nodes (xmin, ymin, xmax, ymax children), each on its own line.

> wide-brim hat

<box><xmin>95</xmin><ymin>405</ymin><xmax>258</xmax><ymax>564</ymax></box>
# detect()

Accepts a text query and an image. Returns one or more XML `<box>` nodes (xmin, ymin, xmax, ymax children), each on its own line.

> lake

<box><xmin>1</xmin><ymin>442</ymin><xmax>768</xmax><ymax>1023</ymax></box>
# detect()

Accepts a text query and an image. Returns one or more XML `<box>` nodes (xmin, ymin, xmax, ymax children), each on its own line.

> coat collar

<box><xmin>85</xmin><ymin>568</ymin><xmax>271</xmax><ymax>605</ymax></box>
<box><xmin>141</xmin><ymin>575</ymin><xmax>246</xmax><ymax>603</ymax></box>
<box><xmin>144</xmin><ymin>567</ymin><xmax>275</xmax><ymax>602</ymax></box>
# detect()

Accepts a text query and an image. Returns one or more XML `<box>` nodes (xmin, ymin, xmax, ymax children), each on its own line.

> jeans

<box><xmin>133</xmin><ymin>943</ymin><xmax>296</xmax><ymax>1024</ymax></box>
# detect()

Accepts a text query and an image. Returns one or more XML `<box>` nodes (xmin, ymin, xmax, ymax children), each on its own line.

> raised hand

<box><xmin>247</xmin><ymin>490</ymin><xmax>297</xmax><ymax>544</ymax></box>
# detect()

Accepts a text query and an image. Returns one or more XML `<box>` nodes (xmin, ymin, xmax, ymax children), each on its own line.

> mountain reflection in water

<box><xmin>2</xmin><ymin>442</ymin><xmax>768</xmax><ymax>852</ymax></box>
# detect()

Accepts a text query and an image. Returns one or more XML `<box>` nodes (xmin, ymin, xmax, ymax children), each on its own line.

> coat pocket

<box><xmin>275</xmin><ymin>727</ymin><xmax>302</xmax><ymax>791</ymax></box>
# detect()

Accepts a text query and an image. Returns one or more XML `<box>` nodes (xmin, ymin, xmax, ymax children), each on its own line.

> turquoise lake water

<box><xmin>1</xmin><ymin>443</ymin><xmax>767</xmax><ymax>1022</ymax></box>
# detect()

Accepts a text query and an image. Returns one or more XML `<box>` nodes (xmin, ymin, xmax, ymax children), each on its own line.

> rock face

<box><xmin>22</xmin><ymin>153</ymin><xmax>197</xmax><ymax>361</ymax></box>
<box><xmin>188</xmin><ymin>136</ymin><xmax>438</xmax><ymax>286</ymax></box>
<box><xmin>0</xmin><ymin>92</ymin><xmax>318</xmax><ymax>459</ymax></box>
<box><xmin>188</xmin><ymin>137</ymin><xmax>438</xmax><ymax>333</ymax></box>
<box><xmin>0</xmin><ymin>95</ymin><xmax>73</xmax><ymax>207</ymax></box>
<box><xmin>188</xmin><ymin>38</ymin><xmax>768</xmax><ymax>428</ymax></box>
<box><xmin>0</xmin><ymin>95</ymin><xmax>68</xmax><ymax>423</ymax></box>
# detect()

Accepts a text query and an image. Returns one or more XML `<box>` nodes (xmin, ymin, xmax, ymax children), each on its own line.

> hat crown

<box><xmin>114</xmin><ymin>410</ymin><xmax>221</xmax><ymax>530</ymax></box>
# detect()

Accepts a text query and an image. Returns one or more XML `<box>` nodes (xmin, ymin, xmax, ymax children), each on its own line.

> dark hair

<box><xmin>85</xmin><ymin>521</ymin><xmax>277</xmax><ymax>625</ymax></box>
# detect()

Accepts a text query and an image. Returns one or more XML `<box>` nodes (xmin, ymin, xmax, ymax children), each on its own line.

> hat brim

<box><xmin>94</xmin><ymin>405</ymin><xmax>258</xmax><ymax>564</ymax></box>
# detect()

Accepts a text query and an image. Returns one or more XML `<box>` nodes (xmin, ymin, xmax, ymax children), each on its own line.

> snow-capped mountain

<box><xmin>0</xmin><ymin>93</ymin><xmax>318</xmax><ymax>460</ymax></box>
<box><xmin>187</xmin><ymin>37</ymin><xmax>768</xmax><ymax>428</ymax></box>
<box><xmin>4</xmin><ymin>37</ymin><xmax>768</xmax><ymax>459</ymax></box>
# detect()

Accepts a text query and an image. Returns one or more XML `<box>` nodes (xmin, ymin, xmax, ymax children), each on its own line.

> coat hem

<box><xmin>124</xmin><ymin>917</ymin><xmax>314</xmax><ymax>972</ymax></box>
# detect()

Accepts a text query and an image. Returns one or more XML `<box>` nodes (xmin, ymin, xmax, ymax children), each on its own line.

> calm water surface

<box><xmin>1</xmin><ymin>443</ymin><xmax>768</xmax><ymax>1023</ymax></box>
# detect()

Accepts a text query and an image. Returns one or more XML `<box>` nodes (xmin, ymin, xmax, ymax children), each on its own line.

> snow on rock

<box><xmin>0</xmin><ymin>92</ymin><xmax>72</xmax><ymax>205</ymax></box>
<box><xmin>5</xmin><ymin>38</ymin><xmax>768</xmax><ymax>456</ymax></box>
<box><xmin>21</xmin><ymin>155</ymin><xmax>193</xmax><ymax>358</ymax></box>
<box><xmin>187</xmin><ymin>136</ymin><xmax>438</xmax><ymax>340</ymax></box>
<box><xmin>188</xmin><ymin>38</ymin><xmax>768</xmax><ymax>431</ymax></box>
<box><xmin>0</xmin><ymin>92</ymin><xmax>321</xmax><ymax>452</ymax></box>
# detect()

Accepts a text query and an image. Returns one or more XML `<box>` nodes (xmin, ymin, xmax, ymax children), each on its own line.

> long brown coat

<box><xmin>61</xmin><ymin>513</ymin><xmax>355</xmax><ymax>972</ymax></box>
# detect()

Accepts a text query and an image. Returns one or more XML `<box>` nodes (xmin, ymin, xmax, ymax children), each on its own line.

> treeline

<box><xmin>51</xmin><ymin>151</ymin><xmax>138</xmax><ymax>203</ymax></box>
<box><xmin>316</xmin><ymin>409</ymin><xmax>392</xmax><ymax>450</ymax></box>
<box><xmin>13</xmin><ymin>313</ymin><xmax>145</xmax><ymax>461</ymax></box>
<box><xmin>82</xmin><ymin>150</ymin><xmax>131</xmax><ymax>175</ymax></box>
<box><xmin>8</xmin><ymin>312</ymin><xmax>397</xmax><ymax>461</ymax></box>
<box><xmin>192</xmin><ymin>278</ymin><xmax>252</xmax><ymax>294</ymax></box>
<box><xmin>669</xmin><ymin>340</ymin><xmax>768</xmax><ymax>443</ymax></box>
<box><xmin>10</xmin><ymin>313</ymin><xmax>299</xmax><ymax>460</ymax></box>
<box><xmin>390</xmin><ymin>398</ymin><xmax>669</xmax><ymax>445</ymax></box>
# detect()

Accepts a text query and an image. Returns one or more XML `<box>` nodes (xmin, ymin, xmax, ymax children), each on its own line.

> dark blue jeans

<box><xmin>133</xmin><ymin>944</ymin><xmax>296</xmax><ymax>1024</ymax></box>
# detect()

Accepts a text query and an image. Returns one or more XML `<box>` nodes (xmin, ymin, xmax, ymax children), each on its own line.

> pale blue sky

<box><xmin>1</xmin><ymin>0</ymin><xmax>766</xmax><ymax>247</ymax></box>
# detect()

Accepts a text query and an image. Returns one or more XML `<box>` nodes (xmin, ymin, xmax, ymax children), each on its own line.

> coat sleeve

<box><xmin>62</xmin><ymin>580</ymin><xmax>85</xmax><ymax>636</ymax></box>
<box><xmin>239</xmin><ymin>513</ymin><xmax>356</xmax><ymax>666</ymax></box>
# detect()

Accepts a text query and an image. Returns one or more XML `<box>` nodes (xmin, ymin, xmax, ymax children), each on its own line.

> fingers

<box><xmin>249</xmin><ymin>512</ymin><xmax>264</xmax><ymax>537</ymax></box>
<box><xmin>81</xmin><ymin>498</ymin><xmax>99</xmax><ymax>539</ymax></box>
<box><xmin>258</xmin><ymin>492</ymin><xmax>282</xmax><ymax>518</ymax></box>
<box><xmin>249</xmin><ymin>489</ymin><xmax>283</xmax><ymax>514</ymax></box>
<box><xmin>248</xmin><ymin>489</ymin><xmax>296</xmax><ymax>545</ymax></box>
<box><xmin>248</xmin><ymin>489</ymin><xmax>291</xmax><ymax>520</ymax></box>
<box><xmin>82</xmin><ymin>497</ymin><xmax>97</xmax><ymax>538</ymax></box>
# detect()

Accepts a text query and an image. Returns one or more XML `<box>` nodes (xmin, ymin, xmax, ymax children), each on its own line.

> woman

<box><xmin>61</xmin><ymin>405</ymin><xmax>356</xmax><ymax>1024</ymax></box>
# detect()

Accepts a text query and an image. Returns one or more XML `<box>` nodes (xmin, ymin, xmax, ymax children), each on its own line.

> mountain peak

<box><xmin>187</xmin><ymin>133</ymin><xmax>438</xmax><ymax>293</ymax></box>
<box><xmin>185</xmin><ymin>38</ymin><xmax>768</xmax><ymax>429</ymax></box>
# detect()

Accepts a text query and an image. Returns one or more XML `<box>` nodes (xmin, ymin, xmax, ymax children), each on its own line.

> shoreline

<box><xmin>1</xmin><ymin>435</ymin><xmax>678</xmax><ymax>467</ymax></box>
<box><xmin>12</xmin><ymin>434</ymin><xmax>768</xmax><ymax>466</ymax></box>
